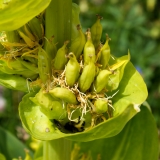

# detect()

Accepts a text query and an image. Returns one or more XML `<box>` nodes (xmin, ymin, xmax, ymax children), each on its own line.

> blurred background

<box><xmin>0</xmin><ymin>0</ymin><xmax>160</xmax><ymax>155</ymax></box>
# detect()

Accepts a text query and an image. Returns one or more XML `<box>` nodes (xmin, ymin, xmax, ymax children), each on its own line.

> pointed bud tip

<box><xmin>64</xmin><ymin>40</ymin><xmax>70</xmax><ymax>45</ymax></box>
<box><xmin>69</xmin><ymin>52</ymin><xmax>74</xmax><ymax>56</ymax></box>
<box><xmin>76</xmin><ymin>24</ymin><xmax>81</xmax><ymax>30</ymax></box>
<box><xmin>68</xmin><ymin>52</ymin><xmax>75</xmax><ymax>59</ymax></box>
<box><xmin>96</xmin><ymin>14</ymin><xmax>103</xmax><ymax>20</ymax></box>
<box><xmin>85</xmin><ymin>29</ymin><xmax>92</xmax><ymax>40</ymax></box>
<box><xmin>106</xmin><ymin>34</ymin><xmax>111</xmax><ymax>41</ymax></box>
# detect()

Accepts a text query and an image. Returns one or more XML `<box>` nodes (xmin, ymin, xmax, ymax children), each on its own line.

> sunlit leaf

<box><xmin>19</xmin><ymin>92</ymin><xmax>137</xmax><ymax>141</ymax></box>
<box><xmin>0</xmin><ymin>0</ymin><xmax>51</xmax><ymax>31</ymax></box>
<box><xmin>74</xmin><ymin>106</ymin><xmax>159</xmax><ymax>160</ymax></box>
<box><xmin>113</xmin><ymin>62</ymin><xmax>148</xmax><ymax>110</ymax></box>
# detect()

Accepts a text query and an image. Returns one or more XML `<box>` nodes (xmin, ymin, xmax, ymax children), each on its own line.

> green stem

<box><xmin>43</xmin><ymin>139</ymin><xmax>72</xmax><ymax>160</ymax></box>
<box><xmin>45</xmin><ymin>0</ymin><xmax>72</xmax><ymax>49</ymax></box>
<box><xmin>43</xmin><ymin>0</ymin><xmax>72</xmax><ymax>159</ymax></box>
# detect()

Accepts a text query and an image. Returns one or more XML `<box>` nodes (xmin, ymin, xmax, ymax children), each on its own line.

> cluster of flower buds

<box><xmin>0</xmin><ymin>4</ymin><xmax>130</xmax><ymax>134</ymax></box>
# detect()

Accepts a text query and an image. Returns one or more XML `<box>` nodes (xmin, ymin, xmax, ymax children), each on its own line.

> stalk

<box><xmin>45</xmin><ymin>0</ymin><xmax>72</xmax><ymax>49</ymax></box>
<box><xmin>43</xmin><ymin>139</ymin><xmax>72</xmax><ymax>160</ymax></box>
<box><xmin>43</xmin><ymin>0</ymin><xmax>73</xmax><ymax>159</ymax></box>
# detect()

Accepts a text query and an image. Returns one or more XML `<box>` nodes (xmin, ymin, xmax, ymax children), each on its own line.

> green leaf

<box><xmin>0</xmin><ymin>0</ymin><xmax>51</xmax><ymax>31</ymax></box>
<box><xmin>73</xmin><ymin>106</ymin><xmax>159</xmax><ymax>160</ymax></box>
<box><xmin>106</xmin><ymin>53</ymin><xmax>130</xmax><ymax>91</ymax></box>
<box><xmin>19</xmin><ymin>61</ymin><xmax>148</xmax><ymax>141</ymax></box>
<box><xmin>0</xmin><ymin>72</ymin><xmax>29</xmax><ymax>92</ymax></box>
<box><xmin>113</xmin><ymin>62</ymin><xmax>148</xmax><ymax>110</ymax></box>
<box><xmin>0</xmin><ymin>127</ymin><xmax>33</xmax><ymax>160</ymax></box>
<box><xmin>0</xmin><ymin>58</ymin><xmax>38</xmax><ymax>79</ymax></box>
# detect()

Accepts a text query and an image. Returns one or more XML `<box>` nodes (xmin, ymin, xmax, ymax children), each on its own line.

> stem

<box><xmin>43</xmin><ymin>139</ymin><xmax>72</xmax><ymax>160</ymax></box>
<box><xmin>45</xmin><ymin>0</ymin><xmax>72</xmax><ymax>49</ymax></box>
<box><xmin>43</xmin><ymin>0</ymin><xmax>72</xmax><ymax>159</ymax></box>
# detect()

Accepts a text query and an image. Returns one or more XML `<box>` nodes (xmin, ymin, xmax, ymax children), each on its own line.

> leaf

<box><xmin>106</xmin><ymin>53</ymin><xmax>130</xmax><ymax>91</ymax></box>
<box><xmin>0</xmin><ymin>0</ymin><xmax>51</xmax><ymax>31</ymax></box>
<box><xmin>19</xmin><ymin>61</ymin><xmax>147</xmax><ymax>141</ymax></box>
<box><xmin>113</xmin><ymin>62</ymin><xmax>148</xmax><ymax>112</ymax></box>
<box><xmin>20</xmin><ymin>92</ymin><xmax>137</xmax><ymax>141</ymax></box>
<box><xmin>0</xmin><ymin>58</ymin><xmax>38</xmax><ymax>79</ymax></box>
<box><xmin>109</xmin><ymin>52</ymin><xmax>130</xmax><ymax>71</ymax></box>
<box><xmin>0</xmin><ymin>127</ymin><xmax>33</xmax><ymax>159</ymax></box>
<box><xmin>74</xmin><ymin>105</ymin><xmax>159</xmax><ymax>160</ymax></box>
<box><xmin>0</xmin><ymin>72</ymin><xmax>29</xmax><ymax>92</ymax></box>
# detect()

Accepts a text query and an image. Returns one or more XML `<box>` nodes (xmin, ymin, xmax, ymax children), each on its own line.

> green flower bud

<box><xmin>30</xmin><ymin>89</ymin><xmax>67</xmax><ymax>120</ymax></box>
<box><xmin>69</xmin><ymin>25</ymin><xmax>86</xmax><ymax>59</ymax></box>
<box><xmin>49</xmin><ymin>87</ymin><xmax>78</xmax><ymax>104</ymax></box>
<box><xmin>93</xmin><ymin>99</ymin><xmax>108</xmax><ymax>114</ymax></box>
<box><xmin>90</xmin><ymin>15</ymin><xmax>103</xmax><ymax>50</ymax></box>
<box><xmin>78</xmin><ymin>58</ymin><xmax>96</xmax><ymax>93</ymax></box>
<box><xmin>53</xmin><ymin>41</ymin><xmax>69</xmax><ymax>70</ymax></box>
<box><xmin>92</xmin><ymin>69</ymin><xmax>112</xmax><ymax>93</ymax></box>
<box><xmin>83</xmin><ymin>29</ymin><xmax>95</xmax><ymax>64</ymax></box>
<box><xmin>44</xmin><ymin>36</ymin><xmax>57</xmax><ymax>60</ymax></box>
<box><xmin>65</xmin><ymin>52</ymin><xmax>80</xmax><ymax>87</ymax></box>
<box><xmin>98</xmin><ymin>34</ymin><xmax>111</xmax><ymax>69</ymax></box>
<box><xmin>38</xmin><ymin>47</ymin><xmax>51</xmax><ymax>84</ymax></box>
<box><xmin>28</xmin><ymin>16</ymin><xmax>44</xmax><ymax>41</ymax></box>
<box><xmin>18</xmin><ymin>30</ymin><xmax>35</xmax><ymax>48</ymax></box>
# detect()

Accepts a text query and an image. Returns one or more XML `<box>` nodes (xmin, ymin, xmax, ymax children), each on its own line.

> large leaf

<box><xmin>0</xmin><ymin>127</ymin><xmax>33</xmax><ymax>159</ymax></box>
<box><xmin>19</xmin><ymin>92</ymin><xmax>137</xmax><ymax>141</ymax></box>
<box><xmin>113</xmin><ymin>62</ymin><xmax>148</xmax><ymax>116</ymax></box>
<box><xmin>0</xmin><ymin>0</ymin><xmax>51</xmax><ymax>31</ymax></box>
<box><xmin>113</xmin><ymin>62</ymin><xmax>148</xmax><ymax>105</ymax></box>
<box><xmin>74</xmin><ymin>105</ymin><xmax>159</xmax><ymax>160</ymax></box>
<box><xmin>19</xmin><ymin>62</ymin><xmax>148</xmax><ymax>141</ymax></box>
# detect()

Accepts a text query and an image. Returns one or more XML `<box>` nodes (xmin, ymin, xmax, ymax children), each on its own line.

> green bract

<box><xmin>19</xmin><ymin>61</ymin><xmax>148</xmax><ymax>141</ymax></box>
<box><xmin>0</xmin><ymin>0</ymin><xmax>51</xmax><ymax>31</ymax></box>
<box><xmin>73</xmin><ymin>106</ymin><xmax>159</xmax><ymax>160</ymax></box>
